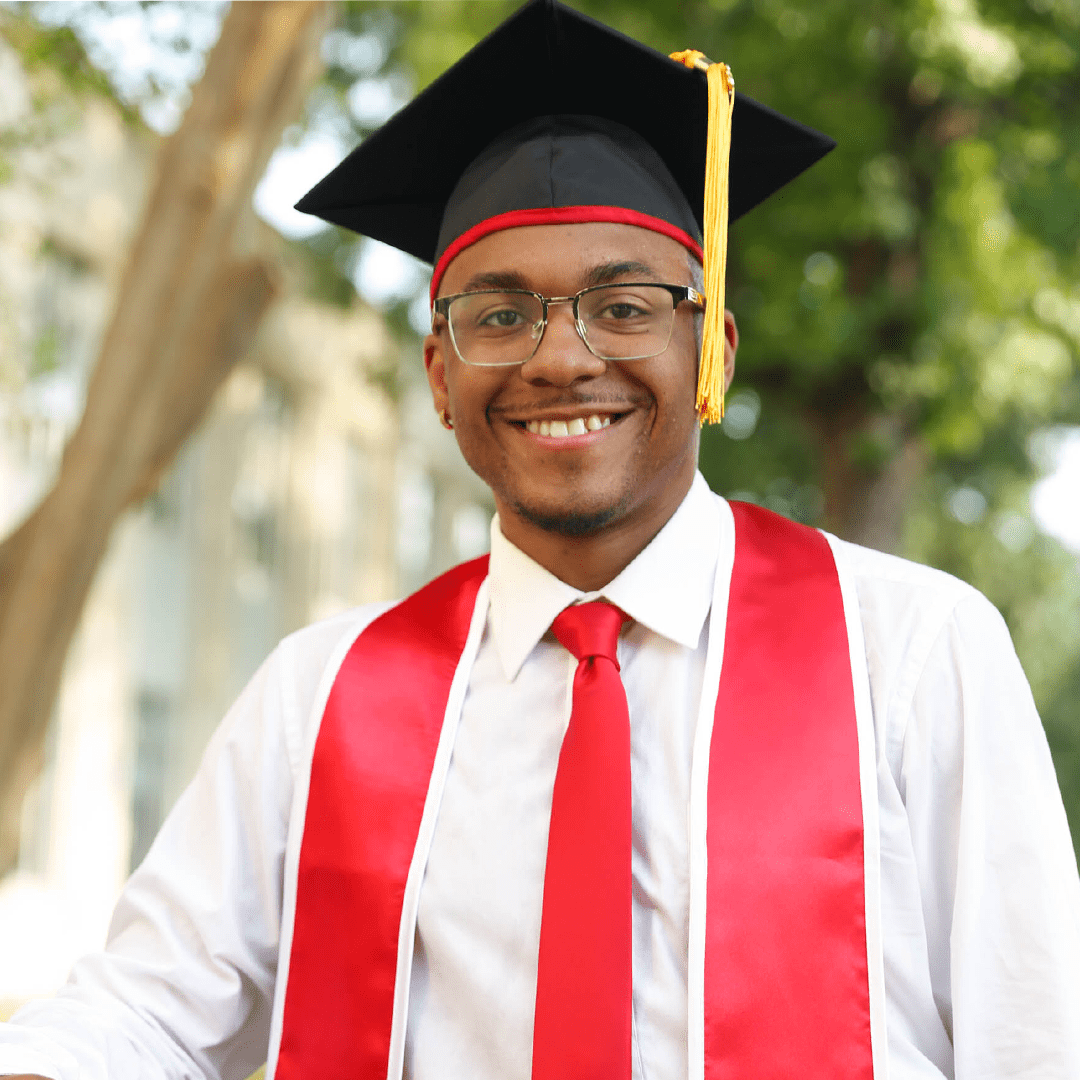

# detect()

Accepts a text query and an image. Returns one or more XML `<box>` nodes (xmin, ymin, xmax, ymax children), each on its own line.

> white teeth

<box><xmin>525</xmin><ymin>413</ymin><xmax>615</xmax><ymax>437</ymax></box>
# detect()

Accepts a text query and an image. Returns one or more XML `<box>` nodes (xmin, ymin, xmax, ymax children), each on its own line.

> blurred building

<box><xmin>0</xmin><ymin>26</ymin><xmax>491</xmax><ymax>1008</ymax></box>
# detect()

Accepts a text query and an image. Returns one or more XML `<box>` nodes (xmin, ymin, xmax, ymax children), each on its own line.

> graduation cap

<box><xmin>297</xmin><ymin>0</ymin><xmax>834</xmax><ymax>423</ymax></box>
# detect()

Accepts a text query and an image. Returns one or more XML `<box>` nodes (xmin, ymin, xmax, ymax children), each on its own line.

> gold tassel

<box><xmin>669</xmin><ymin>50</ymin><xmax>735</xmax><ymax>424</ymax></box>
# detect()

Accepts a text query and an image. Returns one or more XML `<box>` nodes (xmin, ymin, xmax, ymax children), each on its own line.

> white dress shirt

<box><xmin>2</xmin><ymin>474</ymin><xmax>1079</xmax><ymax>1080</ymax></box>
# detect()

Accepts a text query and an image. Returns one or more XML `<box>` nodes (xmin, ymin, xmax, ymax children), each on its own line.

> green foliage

<box><xmin>0</xmin><ymin>10</ymin><xmax>135</xmax><ymax>120</ymax></box>
<box><xmin>4</xmin><ymin>19</ymin><xmax>111</xmax><ymax>98</ymax></box>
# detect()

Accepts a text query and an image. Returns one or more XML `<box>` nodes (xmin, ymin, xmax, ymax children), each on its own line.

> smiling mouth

<box><xmin>507</xmin><ymin>411</ymin><xmax>628</xmax><ymax>438</ymax></box>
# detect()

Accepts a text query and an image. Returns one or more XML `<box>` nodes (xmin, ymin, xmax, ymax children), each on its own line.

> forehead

<box><xmin>436</xmin><ymin>221</ymin><xmax>695</xmax><ymax>296</ymax></box>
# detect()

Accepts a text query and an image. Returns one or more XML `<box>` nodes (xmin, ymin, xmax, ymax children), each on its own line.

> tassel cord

<box><xmin>669</xmin><ymin>51</ymin><xmax>734</xmax><ymax>424</ymax></box>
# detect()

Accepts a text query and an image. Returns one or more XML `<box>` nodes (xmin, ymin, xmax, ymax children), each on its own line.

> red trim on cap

<box><xmin>429</xmin><ymin>206</ymin><xmax>704</xmax><ymax>302</ymax></box>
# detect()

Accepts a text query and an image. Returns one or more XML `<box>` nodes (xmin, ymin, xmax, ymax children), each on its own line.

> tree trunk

<box><xmin>816</xmin><ymin>407</ymin><xmax>927</xmax><ymax>553</ymax></box>
<box><xmin>0</xmin><ymin>1</ymin><xmax>331</xmax><ymax>876</ymax></box>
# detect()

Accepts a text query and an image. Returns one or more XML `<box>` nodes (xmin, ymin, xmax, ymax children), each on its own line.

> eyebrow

<box><xmin>461</xmin><ymin>260</ymin><xmax>661</xmax><ymax>294</ymax></box>
<box><xmin>462</xmin><ymin>270</ymin><xmax>532</xmax><ymax>292</ymax></box>
<box><xmin>582</xmin><ymin>260</ymin><xmax>660</xmax><ymax>286</ymax></box>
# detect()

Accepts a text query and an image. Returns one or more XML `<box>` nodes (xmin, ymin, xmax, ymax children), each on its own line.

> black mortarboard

<box><xmin>296</xmin><ymin>0</ymin><xmax>835</xmax><ymax>421</ymax></box>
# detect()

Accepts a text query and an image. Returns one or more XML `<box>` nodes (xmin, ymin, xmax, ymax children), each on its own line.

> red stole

<box><xmin>274</xmin><ymin>504</ymin><xmax>874</xmax><ymax>1080</ymax></box>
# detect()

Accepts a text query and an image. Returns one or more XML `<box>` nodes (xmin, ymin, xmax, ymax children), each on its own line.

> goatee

<box><xmin>512</xmin><ymin>497</ymin><xmax>626</xmax><ymax>538</ymax></box>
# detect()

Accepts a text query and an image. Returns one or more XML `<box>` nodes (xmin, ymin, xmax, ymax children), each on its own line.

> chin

<box><xmin>509</xmin><ymin>489</ymin><xmax>632</xmax><ymax>538</ymax></box>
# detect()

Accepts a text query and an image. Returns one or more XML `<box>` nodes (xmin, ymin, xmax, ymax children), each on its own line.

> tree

<box><xmin>0</xmin><ymin>1</ymin><xmax>332</xmax><ymax>876</ymax></box>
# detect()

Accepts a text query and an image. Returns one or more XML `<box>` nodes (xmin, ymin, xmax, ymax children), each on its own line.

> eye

<box><xmin>581</xmin><ymin>284</ymin><xmax>666</xmax><ymax>326</ymax></box>
<box><xmin>590</xmin><ymin>293</ymin><xmax>659</xmax><ymax>324</ymax></box>
<box><xmin>598</xmin><ymin>300</ymin><xmax>649</xmax><ymax>320</ymax></box>
<box><xmin>479</xmin><ymin>307</ymin><xmax>526</xmax><ymax>328</ymax></box>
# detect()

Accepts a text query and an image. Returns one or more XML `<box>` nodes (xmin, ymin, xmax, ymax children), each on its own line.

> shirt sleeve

<box><xmin>0</xmin><ymin>636</ymin><xmax>300</xmax><ymax>1080</ymax></box>
<box><xmin>901</xmin><ymin>590</ymin><xmax>1080</xmax><ymax>1078</ymax></box>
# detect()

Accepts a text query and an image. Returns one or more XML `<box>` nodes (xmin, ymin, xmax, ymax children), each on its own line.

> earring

<box><xmin>439</xmin><ymin>409</ymin><xmax>454</xmax><ymax>430</ymax></box>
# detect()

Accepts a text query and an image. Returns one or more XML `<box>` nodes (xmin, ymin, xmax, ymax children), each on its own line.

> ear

<box><xmin>424</xmin><ymin>327</ymin><xmax>451</xmax><ymax>420</ymax></box>
<box><xmin>723</xmin><ymin>309</ymin><xmax>739</xmax><ymax>391</ymax></box>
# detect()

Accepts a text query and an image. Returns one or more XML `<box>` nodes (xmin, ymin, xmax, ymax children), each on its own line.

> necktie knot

<box><xmin>551</xmin><ymin>602</ymin><xmax>627</xmax><ymax>668</ymax></box>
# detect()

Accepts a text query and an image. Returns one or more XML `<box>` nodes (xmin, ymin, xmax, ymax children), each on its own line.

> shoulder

<box><xmin>243</xmin><ymin>601</ymin><xmax>396</xmax><ymax>772</ymax></box>
<box><xmin>721</xmin><ymin>497</ymin><xmax>1010</xmax><ymax>698</ymax></box>
<box><xmin>273</xmin><ymin>558</ymin><xmax>489</xmax><ymax>684</ymax></box>
<box><xmin>832</xmin><ymin>532</ymin><xmax>1009</xmax><ymax>628</ymax></box>
<box><xmin>828</xmin><ymin>533</ymin><xmax>989</xmax><ymax>642</ymax></box>
<box><xmin>264</xmin><ymin>560</ymin><xmax>489</xmax><ymax>762</ymax></box>
<box><xmin>826</xmin><ymin>534</ymin><xmax>1023</xmax><ymax>754</ymax></box>
<box><xmin>273</xmin><ymin>600</ymin><xmax>400</xmax><ymax>707</ymax></box>
<box><xmin>277</xmin><ymin>600</ymin><xmax>399</xmax><ymax>664</ymax></box>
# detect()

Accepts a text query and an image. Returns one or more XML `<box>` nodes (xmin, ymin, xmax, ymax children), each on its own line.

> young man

<box><xmin>3</xmin><ymin>2</ymin><xmax>1078</xmax><ymax>1078</ymax></box>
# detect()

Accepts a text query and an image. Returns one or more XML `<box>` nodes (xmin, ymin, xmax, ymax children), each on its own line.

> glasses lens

<box><xmin>447</xmin><ymin>291</ymin><xmax>545</xmax><ymax>366</ymax></box>
<box><xmin>577</xmin><ymin>284</ymin><xmax>675</xmax><ymax>360</ymax></box>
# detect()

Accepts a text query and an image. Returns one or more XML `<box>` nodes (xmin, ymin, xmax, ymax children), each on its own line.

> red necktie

<box><xmin>532</xmin><ymin>602</ymin><xmax>633</xmax><ymax>1080</ymax></box>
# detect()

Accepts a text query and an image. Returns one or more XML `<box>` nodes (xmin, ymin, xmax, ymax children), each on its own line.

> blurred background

<box><xmin>0</xmin><ymin>0</ymin><xmax>1077</xmax><ymax>1013</ymax></box>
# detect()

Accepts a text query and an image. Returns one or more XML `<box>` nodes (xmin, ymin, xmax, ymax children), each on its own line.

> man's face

<box><xmin>424</xmin><ymin>221</ymin><xmax>716</xmax><ymax>545</ymax></box>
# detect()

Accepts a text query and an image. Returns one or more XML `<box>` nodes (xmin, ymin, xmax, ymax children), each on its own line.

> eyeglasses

<box><xmin>432</xmin><ymin>283</ymin><xmax>705</xmax><ymax>367</ymax></box>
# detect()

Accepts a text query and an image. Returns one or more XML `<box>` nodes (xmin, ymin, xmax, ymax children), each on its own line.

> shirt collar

<box><xmin>487</xmin><ymin>472</ymin><xmax>721</xmax><ymax>681</ymax></box>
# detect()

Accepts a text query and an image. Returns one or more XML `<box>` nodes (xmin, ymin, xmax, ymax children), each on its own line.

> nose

<box><xmin>518</xmin><ymin>300</ymin><xmax>607</xmax><ymax>387</ymax></box>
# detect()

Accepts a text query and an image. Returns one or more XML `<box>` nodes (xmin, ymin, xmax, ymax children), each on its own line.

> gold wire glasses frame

<box><xmin>432</xmin><ymin>283</ymin><xmax>706</xmax><ymax>367</ymax></box>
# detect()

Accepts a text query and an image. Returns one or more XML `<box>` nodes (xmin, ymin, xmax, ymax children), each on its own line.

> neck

<box><xmin>495</xmin><ymin>475</ymin><xmax>694</xmax><ymax>592</ymax></box>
